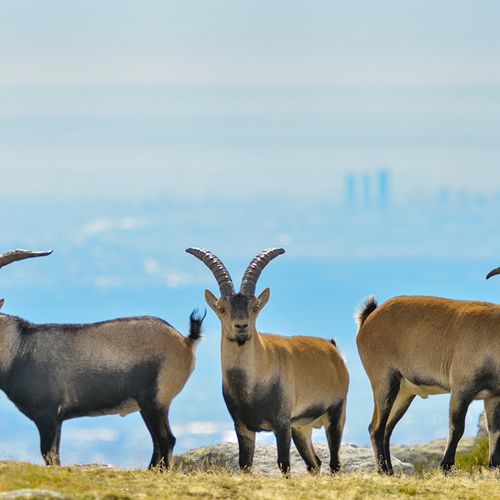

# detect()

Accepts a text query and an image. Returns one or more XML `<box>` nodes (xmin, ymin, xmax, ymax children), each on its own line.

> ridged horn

<box><xmin>486</xmin><ymin>267</ymin><xmax>500</xmax><ymax>280</ymax></box>
<box><xmin>240</xmin><ymin>248</ymin><xmax>285</xmax><ymax>296</ymax></box>
<box><xmin>186</xmin><ymin>247</ymin><xmax>235</xmax><ymax>296</ymax></box>
<box><xmin>0</xmin><ymin>249</ymin><xmax>53</xmax><ymax>270</ymax></box>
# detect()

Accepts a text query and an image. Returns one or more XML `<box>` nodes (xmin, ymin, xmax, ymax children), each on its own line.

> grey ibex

<box><xmin>186</xmin><ymin>247</ymin><xmax>349</xmax><ymax>475</ymax></box>
<box><xmin>356</xmin><ymin>267</ymin><xmax>500</xmax><ymax>473</ymax></box>
<box><xmin>0</xmin><ymin>249</ymin><xmax>204</xmax><ymax>468</ymax></box>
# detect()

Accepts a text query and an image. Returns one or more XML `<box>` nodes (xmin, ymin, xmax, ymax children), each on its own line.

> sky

<box><xmin>0</xmin><ymin>1</ymin><xmax>499</xmax><ymax>467</ymax></box>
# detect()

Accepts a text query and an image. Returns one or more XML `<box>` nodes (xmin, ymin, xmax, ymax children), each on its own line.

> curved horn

<box><xmin>0</xmin><ymin>249</ymin><xmax>53</xmax><ymax>270</ymax></box>
<box><xmin>240</xmin><ymin>248</ymin><xmax>285</xmax><ymax>296</ymax></box>
<box><xmin>486</xmin><ymin>267</ymin><xmax>500</xmax><ymax>280</ymax></box>
<box><xmin>186</xmin><ymin>247</ymin><xmax>235</xmax><ymax>296</ymax></box>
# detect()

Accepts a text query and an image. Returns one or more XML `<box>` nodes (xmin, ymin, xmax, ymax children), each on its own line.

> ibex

<box><xmin>186</xmin><ymin>247</ymin><xmax>349</xmax><ymax>475</ymax></box>
<box><xmin>356</xmin><ymin>267</ymin><xmax>500</xmax><ymax>473</ymax></box>
<box><xmin>0</xmin><ymin>249</ymin><xmax>204</xmax><ymax>468</ymax></box>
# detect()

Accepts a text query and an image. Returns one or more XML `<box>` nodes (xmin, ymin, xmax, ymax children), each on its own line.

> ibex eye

<box><xmin>218</xmin><ymin>308</ymin><xmax>225</xmax><ymax>314</ymax></box>
<box><xmin>253</xmin><ymin>307</ymin><xmax>259</xmax><ymax>313</ymax></box>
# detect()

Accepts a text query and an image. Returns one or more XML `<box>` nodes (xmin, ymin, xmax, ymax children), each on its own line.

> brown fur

<box><xmin>207</xmin><ymin>289</ymin><xmax>349</xmax><ymax>474</ymax></box>
<box><xmin>188</xmin><ymin>247</ymin><xmax>349</xmax><ymax>474</ymax></box>
<box><xmin>356</xmin><ymin>295</ymin><xmax>500</xmax><ymax>472</ymax></box>
<box><xmin>223</xmin><ymin>332</ymin><xmax>349</xmax><ymax>422</ymax></box>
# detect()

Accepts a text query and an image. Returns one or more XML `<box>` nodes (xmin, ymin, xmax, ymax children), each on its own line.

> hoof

<box><xmin>330</xmin><ymin>462</ymin><xmax>340</xmax><ymax>474</ymax></box>
<box><xmin>440</xmin><ymin>462</ymin><xmax>454</xmax><ymax>474</ymax></box>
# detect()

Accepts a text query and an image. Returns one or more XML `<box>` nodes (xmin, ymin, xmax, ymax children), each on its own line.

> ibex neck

<box><xmin>220</xmin><ymin>329</ymin><xmax>263</xmax><ymax>373</ymax></box>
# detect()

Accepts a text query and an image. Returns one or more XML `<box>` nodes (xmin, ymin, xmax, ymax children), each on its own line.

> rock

<box><xmin>391</xmin><ymin>438</ymin><xmax>475</xmax><ymax>469</ymax></box>
<box><xmin>477</xmin><ymin>412</ymin><xmax>488</xmax><ymax>440</ymax></box>
<box><xmin>176</xmin><ymin>442</ymin><xmax>414</xmax><ymax>475</ymax></box>
<box><xmin>0</xmin><ymin>490</ymin><xmax>68</xmax><ymax>499</ymax></box>
<box><xmin>339</xmin><ymin>443</ymin><xmax>414</xmax><ymax>474</ymax></box>
<box><xmin>69</xmin><ymin>463</ymin><xmax>119</xmax><ymax>471</ymax></box>
<box><xmin>392</xmin><ymin>412</ymin><xmax>488</xmax><ymax>469</ymax></box>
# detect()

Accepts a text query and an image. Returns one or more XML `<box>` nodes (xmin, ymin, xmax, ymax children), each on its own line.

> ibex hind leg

<box><xmin>292</xmin><ymin>426</ymin><xmax>321</xmax><ymax>473</ymax></box>
<box><xmin>140</xmin><ymin>407</ymin><xmax>161</xmax><ymax>467</ymax></box>
<box><xmin>369</xmin><ymin>371</ymin><xmax>402</xmax><ymax>474</ymax></box>
<box><xmin>139</xmin><ymin>402</ymin><xmax>176</xmax><ymax>470</ymax></box>
<box><xmin>484</xmin><ymin>396</ymin><xmax>500</xmax><ymax>468</ymax></box>
<box><xmin>383</xmin><ymin>392</ymin><xmax>415</xmax><ymax>474</ymax></box>
<box><xmin>440</xmin><ymin>391</ymin><xmax>473</xmax><ymax>472</ymax></box>
<box><xmin>325</xmin><ymin>400</ymin><xmax>346</xmax><ymax>473</ymax></box>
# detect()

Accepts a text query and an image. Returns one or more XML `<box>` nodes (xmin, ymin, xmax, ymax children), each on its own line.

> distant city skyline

<box><xmin>345</xmin><ymin>170</ymin><xmax>391</xmax><ymax>209</ymax></box>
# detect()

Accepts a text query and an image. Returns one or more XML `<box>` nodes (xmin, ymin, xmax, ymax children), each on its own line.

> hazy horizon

<box><xmin>1</xmin><ymin>1</ymin><xmax>499</xmax><ymax>466</ymax></box>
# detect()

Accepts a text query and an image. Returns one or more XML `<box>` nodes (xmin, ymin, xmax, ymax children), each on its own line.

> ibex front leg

<box><xmin>35</xmin><ymin>415</ymin><xmax>62</xmax><ymax>466</ymax></box>
<box><xmin>274</xmin><ymin>420</ymin><xmax>292</xmax><ymax>475</ymax></box>
<box><xmin>235</xmin><ymin>422</ymin><xmax>255</xmax><ymax>472</ymax></box>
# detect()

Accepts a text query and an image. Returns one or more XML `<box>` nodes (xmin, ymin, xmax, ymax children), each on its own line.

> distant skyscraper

<box><xmin>344</xmin><ymin>169</ymin><xmax>391</xmax><ymax>209</ymax></box>
<box><xmin>363</xmin><ymin>173</ymin><xmax>371</xmax><ymax>208</ymax></box>
<box><xmin>345</xmin><ymin>174</ymin><xmax>356</xmax><ymax>207</ymax></box>
<box><xmin>378</xmin><ymin>169</ymin><xmax>390</xmax><ymax>208</ymax></box>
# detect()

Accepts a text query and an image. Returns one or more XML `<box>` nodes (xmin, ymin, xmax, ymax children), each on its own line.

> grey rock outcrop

<box><xmin>391</xmin><ymin>438</ymin><xmax>475</xmax><ymax>468</ymax></box>
<box><xmin>177</xmin><ymin>442</ymin><xmax>414</xmax><ymax>475</ymax></box>
<box><xmin>391</xmin><ymin>411</ymin><xmax>488</xmax><ymax>468</ymax></box>
<box><xmin>0</xmin><ymin>490</ymin><xmax>68</xmax><ymax>499</ymax></box>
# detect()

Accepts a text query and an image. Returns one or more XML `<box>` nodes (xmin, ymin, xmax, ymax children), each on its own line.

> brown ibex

<box><xmin>356</xmin><ymin>267</ymin><xmax>500</xmax><ymax>473</ymax></box>
<box><xmin>186</xmin><ymin>247</ymin><xmax>349</xmax><ymax>475</ymax></box>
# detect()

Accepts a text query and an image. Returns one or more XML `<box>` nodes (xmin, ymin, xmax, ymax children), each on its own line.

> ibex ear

<box><xmin>0</xmin><ymin>299</ymin><xmax>4</xmax><ymax>310</ymax></box>
<box><xmin>256</xmin><ymin>288</ymin><xmax>270</xmax><ymax>310</ymax></box>
<box><xmin>204</xmin><ymin>289</ymin><xmax>219</xmax><ymax>312</ymax></box>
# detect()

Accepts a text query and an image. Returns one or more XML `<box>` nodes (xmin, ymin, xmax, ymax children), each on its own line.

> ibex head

<box><xmin>186</xmin><ymin>248</ymin><xmax>284</xmax><ymax>346</ymax></box>
<box><xmin>0</xmin><ymin>249</ymin><xmax>53</xmax><ymax>308</ymax></box>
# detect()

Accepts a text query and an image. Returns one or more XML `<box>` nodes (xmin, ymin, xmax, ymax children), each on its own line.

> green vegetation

<box><xmin>0</xmin><ymin>461</ymin><xmax>498</xmax><ymax>500</ymax></box>
<box><xmin>396</xmin><ymin>437</ymin><xmax>488</xmax><ymax>473</ymax></box>
<box><xmin>456</xmin><ymin>437</ymin><xmax>490</xmax><ymax>471</ymax></box>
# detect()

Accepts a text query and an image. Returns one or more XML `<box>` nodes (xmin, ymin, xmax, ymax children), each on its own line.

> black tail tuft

<box><xmin>355</xmin><ymin>295</ymin><xmax>378</xmax><ymax>328</ymax></box>
<box><xmin>189</xmin><ymin>309</ymin><xmax>206</xmax><ymax>341</ymax></box>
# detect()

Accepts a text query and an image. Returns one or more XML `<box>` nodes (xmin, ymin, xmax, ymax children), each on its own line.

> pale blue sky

<box><xmin>1</xmin><ymin>1</ymin><xmax>500</xmax><ymax>203</ymax></box>
<box><xmin>2</xmin><ymin>1</ymin><xmax>500</xmax><ymax>86</ymax></box>
<box><xmin>0</xmin><ymin>1</ymin><xmax>499</xmax><ymax>466</ymax></box>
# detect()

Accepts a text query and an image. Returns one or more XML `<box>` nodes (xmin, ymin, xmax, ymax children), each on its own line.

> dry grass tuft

<box><xmin>0</xmin><ymin>461</ymin><xmax>498</xmax><ymax>499</ymax></box>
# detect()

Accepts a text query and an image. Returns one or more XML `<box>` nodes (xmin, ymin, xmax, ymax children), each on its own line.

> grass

<box><xmin>0</xmin><ymin>462</ymin><xmax>498</xmax><ymax>499</ymax></box>
<box><xmin>456</xmin><ymin>437</ymin><xmax>490</xmax><ymax>471</ymax></box>
<box><xmin>399</xmin><ymin>437</ymin><xmax>490</xmax><ymax>473</ymax></box>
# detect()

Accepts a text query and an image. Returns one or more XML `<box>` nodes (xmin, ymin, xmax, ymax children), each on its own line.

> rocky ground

<box><xmin>391</xmin><ymin>438</ymin><xmax>475</xmax><ymax>469</ymax></box>
<box><xmin>177</xmin><ymin>442</ymin><xmax>415</xmax><ymax>475</ymax></box>
<box><xmin>176</xmin><ymin>413</ymin><xmax>487</xmax><ymax>475</ymax></box>
<box><xmin>392</xmin><ymin>412</ymin><xmax>486</xmax><ymax>469</ymax></box>
<box><xmin>0</xmin><ymin>415</ymin><xmax>491</xmax><ymax>499</ymax></box>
